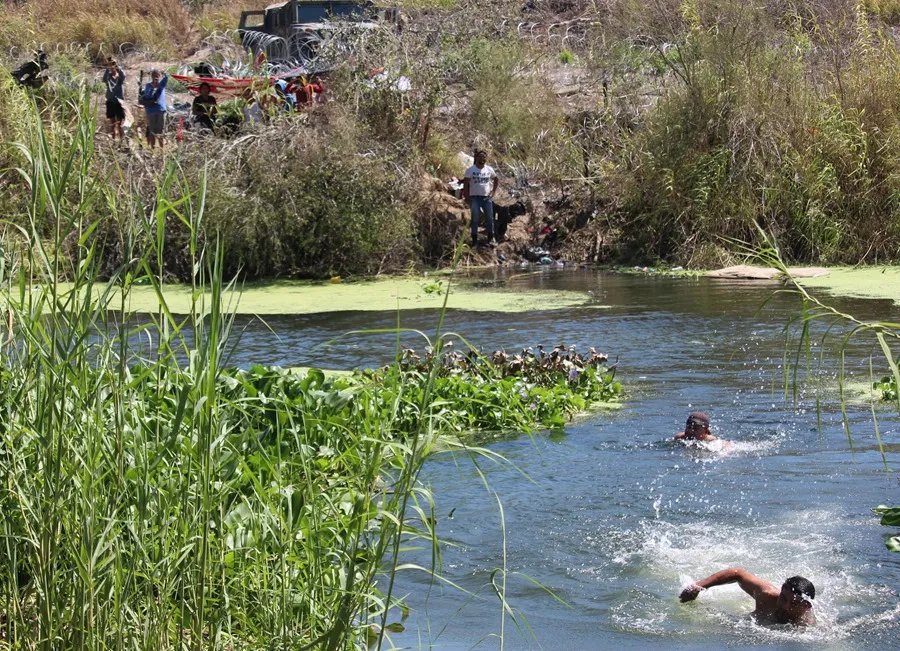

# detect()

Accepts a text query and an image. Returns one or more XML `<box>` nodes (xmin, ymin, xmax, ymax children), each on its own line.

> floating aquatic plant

<box><xmin>873</xmin><ymin>376</ymin><xmax>898</xmax><ymax>403</ymax></box>
<box><xmin>873</xmin><ymin>506</ymin><xmax>900</xmax><ymax>553</ymax></box>
<box><xmin>365</xmin><ymin>343</ymin><xmax>622</xmax><ymax>432</ymax></box>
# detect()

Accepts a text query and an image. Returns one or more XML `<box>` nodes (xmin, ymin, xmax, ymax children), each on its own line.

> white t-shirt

<box><xmin>464</xmin><ymin>164</ymin><xmax>497</xmax><ymax>197</ymax></box>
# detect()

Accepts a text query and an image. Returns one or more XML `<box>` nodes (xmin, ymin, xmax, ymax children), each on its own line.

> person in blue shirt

<box><xmin>274</xmin><ymin>78</ymin><xmax>296</xmax><ymax>112</ymax></box>
<box><xmin>139</xmin><ymin>69</ymin><xmax>168</xmax><ymax>148</ymax></box>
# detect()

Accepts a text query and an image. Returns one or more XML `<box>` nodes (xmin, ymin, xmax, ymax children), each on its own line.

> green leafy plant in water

<box><xmin>873</xmin><ymin>506</ymin><xmax>900</xmax><ymax>552</ymax></box>
<box><xmin>873</xmin><ymin>376</ymin><xmax>898</xmax><ymax>402</ymax></box>
<box><xmin>420</xmin><ymin>279</ymin><xmax>445</xmax><ymax>295</ymax></box>
<box><xmin>365</xmin><ymin>344</ymin><xmax>622</xmax><ymax>433</ymax></box>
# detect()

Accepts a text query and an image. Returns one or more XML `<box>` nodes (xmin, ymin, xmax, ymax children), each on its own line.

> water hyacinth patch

<box><xmin>364</xmin><ymin>343</ymin><xmax>622</xmax><ymax>432</ymax></box>
<box><xmin>874</xmin><ymin>376</ymin><xmax>898</xmax><ymax>402</ymax></box>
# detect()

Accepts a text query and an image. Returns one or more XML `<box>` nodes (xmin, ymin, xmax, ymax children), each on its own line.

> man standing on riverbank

<box><xmin>139</xmin><ymin>69</ymin><xmax>168</xmax><ymax>149</ymax></box>
<box><xmin>462</xmin><ymin>149</ymin><xmax>498</xmax><ymax>247</ymax></box>
<box><xmin>680</xmin><ymin>568</ymin><xmax>816</xmax><ymax>626</ymax></box>
<box><xmin>102</xmin><ymin>58</ymin><xmax>126</xmax><ymax>142</ymax></box>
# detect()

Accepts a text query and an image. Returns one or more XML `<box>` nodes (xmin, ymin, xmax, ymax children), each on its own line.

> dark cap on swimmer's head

<box><xmin>783</xmin><ymin>576</ymin><xmax>815</xmax><ymax>603</ymax></box>
<box><xmin>685</xmin><ymin>412</ymin><xmax>710</xmax><ymax>429</ymax></box>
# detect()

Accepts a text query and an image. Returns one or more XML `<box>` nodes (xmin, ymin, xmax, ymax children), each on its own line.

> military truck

<box><xmin>239</xmin><ymin>1</ymin><xmax>399</xmax><ymax>64</ymax></box>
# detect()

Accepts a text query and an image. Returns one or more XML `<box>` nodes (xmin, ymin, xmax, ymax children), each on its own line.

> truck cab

<box><xmin>239</xmin><ymin>1</ymin><xmax>387</xmax><ymax>64</ymax></box>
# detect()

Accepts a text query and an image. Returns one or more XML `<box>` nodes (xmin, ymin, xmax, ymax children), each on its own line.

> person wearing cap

<box><xmin>102</xmin><ymin>58</ymin><xmax>126</xmax><ymax>141</ymax></box>
<box><xmin>462</xmin><ymin>149</ymin><xmax>499</xmax><ymax>247</ymax></box>
<box><xmin>674</xmin><ymin>412</ymin><xmax>717</xmax><ymax>442</ymax></box>
<box><xmin>680</xmin><ymin>568</ymin><xmax>816</xmax><ymax>626</ymax></box>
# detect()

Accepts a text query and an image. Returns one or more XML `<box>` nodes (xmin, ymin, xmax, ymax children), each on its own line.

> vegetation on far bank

<box><xmin>1</xmin><ymin>0</ymin><xmax>899</xmax><ymax>279</ymax></box>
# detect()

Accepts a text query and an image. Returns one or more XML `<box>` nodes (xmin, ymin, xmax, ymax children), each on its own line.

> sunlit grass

<box><xmin>0</xmin><ymin>89</ymin><xmax>436</xmax><ymax>649</ymax></box>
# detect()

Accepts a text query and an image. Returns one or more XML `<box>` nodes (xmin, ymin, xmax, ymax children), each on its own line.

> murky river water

<box><xmin>227</xmin><ymin>270</ymin><xmax>899</xmax><ymax>650</ymax></box>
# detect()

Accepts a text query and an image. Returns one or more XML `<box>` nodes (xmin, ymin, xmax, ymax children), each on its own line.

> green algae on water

<box><xmin>796</xmin><ymin>267</ymin><xmax>900</xmax><ymax>305</ymax></box>
<box><xmin>83</xmin><ymin>277</ymin><xmax>603</xmax><ymax>315</ymax></box>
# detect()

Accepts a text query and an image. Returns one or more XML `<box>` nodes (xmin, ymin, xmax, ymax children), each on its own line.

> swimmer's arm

<box><xmin>679</xmin><ymin>568</ymin><xmax>774</xmax><ymax>602</ymax></box>
<box><xmin>674</xmin><ymin>431</ymin><xmax>686</xmax><ymax>440</ymax></box>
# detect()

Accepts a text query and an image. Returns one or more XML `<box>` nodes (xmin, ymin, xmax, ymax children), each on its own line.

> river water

<box><xmin>228</xmin><ymin>270</ymin><xmax>899</xmax><ymax>650</ymax></box>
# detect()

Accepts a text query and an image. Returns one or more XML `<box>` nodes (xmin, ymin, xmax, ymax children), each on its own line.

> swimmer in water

<box><xmin>674</xmin><ymin>412</ymin><xmax>735</xmax><ymax>451</ymax></box>
<box><xmin>674</xmin><ymin>411</ymin><xmax>717</xmax><ymax>442</ymax></box>
<box><xmin>680</xmin><ymin>568</ymin><xmax>816</xmax><ymax>626</ymax></box>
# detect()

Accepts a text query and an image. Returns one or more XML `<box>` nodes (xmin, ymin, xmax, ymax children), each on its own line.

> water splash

<box><xmin>602</xmin><ymin>514</ymin><xmax>899</xmax><ymax>644</ymax></box>
<box><xmin>674</xmin><ymin>435</ymin><xmax>783</xmax><ymax>461</ymax></box>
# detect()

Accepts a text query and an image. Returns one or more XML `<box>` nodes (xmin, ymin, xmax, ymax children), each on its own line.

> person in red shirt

<box><xmin>288</xmin><ymin>75</ymin><xmax>325</xmax><ymax>108</ymax></box>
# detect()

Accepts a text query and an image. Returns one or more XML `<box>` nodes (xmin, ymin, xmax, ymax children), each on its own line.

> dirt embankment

<box><xmin>415</xmin><ymin>172</ymin><xmax>584</xmax><ymax>269</ymax></box>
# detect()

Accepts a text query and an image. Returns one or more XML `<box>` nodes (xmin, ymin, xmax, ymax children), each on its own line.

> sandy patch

<box><xmin>706</xmin><ymin>265</ymin><xmax>830</xmax><ymax>279</ymax></box>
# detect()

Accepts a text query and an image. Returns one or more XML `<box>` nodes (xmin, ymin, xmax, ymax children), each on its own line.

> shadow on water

<box><xmin>196</xmin><ymin>269</ymin><xmax>898</xmax><ymax>650</ymax></box>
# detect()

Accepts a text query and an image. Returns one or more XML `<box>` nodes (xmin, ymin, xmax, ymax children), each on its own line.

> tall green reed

<box><xmin>0</xmin><ymin>87</ymin><xmax>442</xmax><ymax>650</ymax></box>
<box><xmin>738</xmin><ymin>225</ymin><xmax>897</xmax><ymax>470</ymax></box>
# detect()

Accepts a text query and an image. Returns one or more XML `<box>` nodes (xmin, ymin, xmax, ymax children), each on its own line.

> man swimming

<box><xmin>674</xmin><ymin>412</ymin><xmax>719</xmax><ymax>442</ymax></box>
<box><xmin>680</xmin><ymin>568</ymin><xmax>816</xmax><ymax>626</ymax></box>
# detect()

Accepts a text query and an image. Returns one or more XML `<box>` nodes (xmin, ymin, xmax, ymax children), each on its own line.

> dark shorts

<box><xmin>145</xmin><ymin>112</ymin><xmax>166</xmax><ymax>137</ymax></box>
<box><xmin>106</xmin><ymin>99</ymin><xmax>125</xmax><ymax>121</ymax></box>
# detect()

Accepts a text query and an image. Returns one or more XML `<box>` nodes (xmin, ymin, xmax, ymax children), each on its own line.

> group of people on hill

<box><xmin>674</xmin><ymin>411</ymin><xmax>817</xmax><ymax>627</ymax></box>
<box><xmin>100</xmin><ymin>57</ymin><xmax>325</xmax><ymax>148</ymax></box>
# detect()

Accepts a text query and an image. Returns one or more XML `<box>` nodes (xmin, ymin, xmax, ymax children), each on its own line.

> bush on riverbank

<box><xmin>0</xmin><ymin>75</ymin><xmax>422</xmax><ymax>280</ymax></box>
<box><xmin>3</xmin><ymin>0</ymin><xmax>900</xmax><ymax>272</ymax></box>
<box><xmin>600</xmin><ymin>0</ymin><xmax>900</xmax><ymax>265</ymax></box>
<box><xmin>193</xmin><ymin>121</ymin><xmax>418</xmax><ymax>278</ymax></box>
